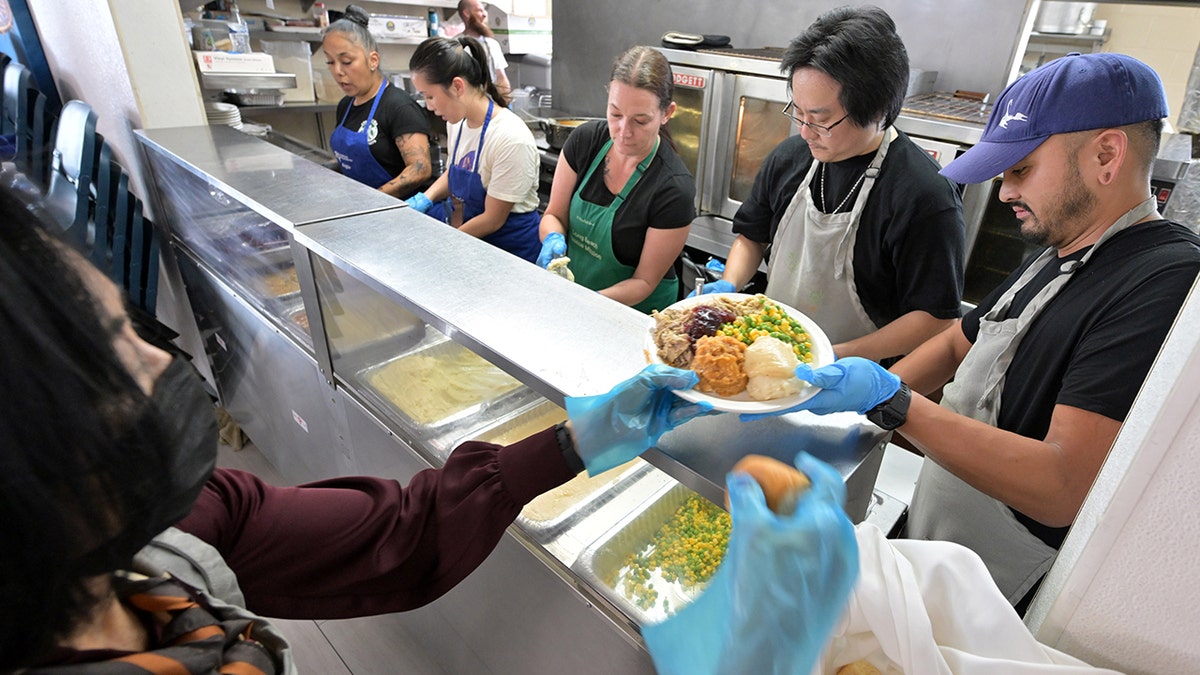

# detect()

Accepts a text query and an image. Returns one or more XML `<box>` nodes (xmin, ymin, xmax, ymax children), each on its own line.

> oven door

<box><xmin>906</xmin><ymin>134</ymin><xmax>963</xmax><ymax>169</ymax></box>
<box><xmin>703</xmin><ymin>72</ymin><xmax>795</xmax><ymax>221</ymax></box>
<box><xmin>668</xmin><ymin>65</ymin><xmax>715</xmax><ymax>209</ymax></box>
<box><xmin>962</xmin><ymin>177</ymin><xmax>1041</xmax><ymax>306</ymax></box>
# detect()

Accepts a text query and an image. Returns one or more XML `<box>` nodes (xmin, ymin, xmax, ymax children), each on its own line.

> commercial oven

<box><xmin>658</xmin><ymin>47</ymin><xmax>797</xmax><ymax>260</ymax></box>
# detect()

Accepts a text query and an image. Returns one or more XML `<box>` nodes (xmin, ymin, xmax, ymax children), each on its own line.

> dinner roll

<box><xmin>727</xmin><ymin>454</ymin><xmax>811</xmax><ymax>515</ymax></box>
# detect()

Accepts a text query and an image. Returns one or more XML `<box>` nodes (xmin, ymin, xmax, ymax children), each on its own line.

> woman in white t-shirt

<box><xmin>405</xmin><ymin>36</ymin><xmax>541</xmax><ymax>263</ymax></box>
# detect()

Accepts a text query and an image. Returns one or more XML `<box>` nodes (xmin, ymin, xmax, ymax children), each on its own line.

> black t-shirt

<box><xmin>561</xmin><ymin>120</ymin><xmax>696</xmax><ymax>277</ymax></box>
<box><xmin>962</xmin><ymin>220</ymin><xmax>1200</xmax><ymax>547</ymax></box>
<box><xmin>336</xmin><ymin>84</ymin><xmax>431</xmax><ymax>189</ymax></box>
<box><xmin>733</xmin><ymin>132</ymin><xmax>965</xmax><ymax>327</ymax></box>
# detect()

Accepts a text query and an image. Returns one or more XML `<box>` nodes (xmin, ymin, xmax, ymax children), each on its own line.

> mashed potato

<box><xmin>547</xmin><ymin>256</ymin><xmax>574</xmax><ymax>282</ymax></box>
<box><xmin>744</xmin><ymin>336</ymin><xmax>803</xmax><ymax>401</ymax></box>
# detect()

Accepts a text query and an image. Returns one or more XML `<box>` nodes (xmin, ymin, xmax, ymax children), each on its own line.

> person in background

<box><xmin>404</xmin><ymin>36</ymin><xmax>542</xmax><ymax>263</ymax></box>
<box><xmin>535</xmin><ymin>46</ymin><xmax>694</xmax><ymax>314</ymax></box>
<box><xmin>762</xmin><ymin>52</ymin><xmax>1200</xmax><ymax>613</ymax></box>
<box><xmin>698</xmin><ymin>6</ymin><xmax>965</xmax><ymax>363</ymax></box>
<box><xmin>323</xmin><ymin>5</ymin><xmax>433</xmax><ymax>198</ymax></box>
<box><xmin>456</xmin><ymin>0</ymin><xmax>511</xmax><ymax>98</ymax></box>
<box><xmin>0</xmin><ymin>180</ymin><xmax>711</xmax><ymax>672</ymax></box>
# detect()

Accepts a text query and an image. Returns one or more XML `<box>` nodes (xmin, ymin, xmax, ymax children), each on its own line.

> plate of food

<box><xmin>645</xmin><ymin>293</ymin><xmax>835</xmax><ymax>414</ymax></box>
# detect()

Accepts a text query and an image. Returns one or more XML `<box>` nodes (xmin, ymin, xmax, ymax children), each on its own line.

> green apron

<box><xmin>568</xmin><ymin>138</ymin><xmax>679</xmax><ymax>314</ymax></box>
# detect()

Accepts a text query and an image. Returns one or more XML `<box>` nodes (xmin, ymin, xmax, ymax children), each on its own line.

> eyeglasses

<box><xmin>781</xmin><ymin>101</ymin><xmax>849</xmax><ymax>137</ymax></box>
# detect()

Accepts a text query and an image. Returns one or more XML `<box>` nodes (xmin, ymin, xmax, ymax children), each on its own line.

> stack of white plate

<box><xmin>204</xmin><ymin>101</ymin><xmax>242</xmax><ymax>130</ymax></box>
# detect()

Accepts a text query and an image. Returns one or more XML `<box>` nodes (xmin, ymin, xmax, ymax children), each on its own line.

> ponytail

<box><xmin>410</xmin><ymin>36</ymin><xmax>508</xmax><ymax>108</ymax></box>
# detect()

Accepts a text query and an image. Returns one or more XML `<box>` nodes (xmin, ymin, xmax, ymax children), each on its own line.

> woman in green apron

<box><xmin>536</xmin><ymin>46</ymin><xmax>695</xmax><ymax>314</ymax></box>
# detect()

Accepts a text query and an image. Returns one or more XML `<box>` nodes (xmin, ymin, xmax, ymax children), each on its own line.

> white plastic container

<box><xmin>260</xmin><ymin>40</ymin><xmax>315</xmax><ymax>102</ymax></box>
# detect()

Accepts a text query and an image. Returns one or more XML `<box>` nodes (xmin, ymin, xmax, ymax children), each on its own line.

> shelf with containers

<box><xmin>135</xmin><ymin>123</ymin><xmax>887</xmax><ymax>672</ymax></box>
<box><xmin>250</xmin><ymin>29</ymin><xmax>429</xmax><ymax>45</ymax></box>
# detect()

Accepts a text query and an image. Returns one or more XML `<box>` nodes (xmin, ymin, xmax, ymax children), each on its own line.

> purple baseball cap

<box><xmin>940</xmin><ymin>52</ymin><xmax>1168</xmax><ymax>184</ymax></box>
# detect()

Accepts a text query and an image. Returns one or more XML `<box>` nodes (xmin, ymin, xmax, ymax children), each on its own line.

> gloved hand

<box><xmin>536</xmin><ymin>231</ymin><xmax>567</xmax><ymax>269</ymax></box>
<box><xmin>687</xmin><ymin>279</ymin><xmax>736</xmax><ymax>297</ymax></box>
<box><xmin>405</xmin><ymin>192</ymin><xmax>433</xmax><ymax>213</ymax></box>
<box><xmin>740</xmin><ymin>356</ymin><xmax>900</xmax><ymax>422</ymax></box>
<box><xmin>705</xmin><ymin>258</ymin><xmax>726</xmax><ymax>275</ymax></box>
<box><xmin>642</xmin><ymin>451</ymin><xmax>859</xmax><ymax>675</ymax></box>
<box><xmin>565</xmin><ymin>364</ymin><xmax>715</xmax><ymax>476</ymax></box>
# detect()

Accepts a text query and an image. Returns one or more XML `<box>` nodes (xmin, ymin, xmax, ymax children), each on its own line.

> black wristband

<box><xmin>555</xmin><ymin>421</ymin><xmax>585</xmax><ymax>474</ymax></box>
<box><xmin>866</xmin><ymin>382</ymin><xmax>911</xmax><ymax>431</ymax></box>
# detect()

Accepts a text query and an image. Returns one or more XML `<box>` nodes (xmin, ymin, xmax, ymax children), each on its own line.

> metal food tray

<box><xmin>423</xmin><ymin>396</ymin><xmax>562</xmax><ymax>459</ymax></box>
<box><xmin>320</xmin><ymin>305</ymin><xmax>429</xmax><ymax>366</ymax></box>
<box><xmin>572</xmin><ymin>482</ymin><xmax>716</xmax><ymax>627</ymax></box>
<box><xmin>516</xmin><ymin>459</ymin><xmax>654</xmax><ymax>542</ymax></box>
<box><xmin>426</xmin><ymin>397</ymin><xmax>655</xmax><ymax>540</ymax></box>
<box><xmin>283</xmin><ymin>304</ymin><xmax>311</xmax><ymax>336</ymax></box>
<box><xmin>248</xmin><ymin>263</ymin><xmax>302</xmax><ymax>305</ymax></box>
<box><xmin>354</xmin><ymin>333</ymin><xmax>534</xmax><ymax>436</ymax></box>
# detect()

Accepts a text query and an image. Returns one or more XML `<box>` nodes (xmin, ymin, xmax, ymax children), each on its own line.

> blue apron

<box><xmin>330</xmin><ymin>80</ymin><xmax>394</xmax><ymax>189</ymax></box>
<box><xmin>442</xmin><ymin>100</ymin><xmax>541</xmax><ymax>263</ymax></box>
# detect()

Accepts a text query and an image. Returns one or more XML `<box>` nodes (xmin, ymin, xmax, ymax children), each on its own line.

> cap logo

<box><xmin>998</xmin><ymin>99</ymin><xmax>1029</xmax><ymax>129</ymax></box>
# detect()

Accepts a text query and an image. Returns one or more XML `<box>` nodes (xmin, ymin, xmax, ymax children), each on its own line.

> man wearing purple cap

<box><xmin>757</xmin><ymin>52</ymin><xmax>1200</xmax><ymax>611</ymax></box>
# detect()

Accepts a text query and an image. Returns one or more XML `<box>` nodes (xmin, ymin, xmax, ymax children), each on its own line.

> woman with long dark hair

<box><xmin>404</xmin><ymin>36</ymin><xmax>542</xmax><ymax>263</ymax></box>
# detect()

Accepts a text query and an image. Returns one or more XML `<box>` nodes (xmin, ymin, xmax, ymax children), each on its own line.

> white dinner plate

<box><xmin>644</xmin><ymin>293</ymin><xmax>835</xmax><ymax>414</ymax></box>
<box><xmin>204</xmin><ymin>101</ymin><xmax>239</xmax><ymax>114</ymax></box>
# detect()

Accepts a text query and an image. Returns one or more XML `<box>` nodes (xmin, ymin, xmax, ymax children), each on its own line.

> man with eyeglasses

<box><xmin>698</xmin><ymin>6</ymin><xmax>966</xmax><ymax>364</ymax></box>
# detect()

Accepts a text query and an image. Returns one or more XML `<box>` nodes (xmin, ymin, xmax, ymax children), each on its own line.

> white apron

<box><xmin>906</xmin><ymin>197</ymin><xmax>1159</xmax><ymax>604</ymax></box>
<box><xmin>765</xmin><ymin>129</ymin><xmax>894</xmax><ymax>345</ymax></box>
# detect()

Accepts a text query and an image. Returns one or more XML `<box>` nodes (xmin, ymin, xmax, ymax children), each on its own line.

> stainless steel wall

<box><xmin>552</xmin><ymin>0</ymin><xmax>1034</xmax><ymax>115</ymax></box>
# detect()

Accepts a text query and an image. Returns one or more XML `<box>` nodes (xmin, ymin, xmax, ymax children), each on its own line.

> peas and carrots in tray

<box><xmin>616</xmin><ymin>495</ymin><xmax>732</xmax><ymax>612</ymax></box>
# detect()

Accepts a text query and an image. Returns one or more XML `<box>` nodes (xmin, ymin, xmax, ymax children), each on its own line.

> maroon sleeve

<box><xmin>175</xmin><ymin>426</ymin><xmax>574</xmax><ymax>619</ymax></box>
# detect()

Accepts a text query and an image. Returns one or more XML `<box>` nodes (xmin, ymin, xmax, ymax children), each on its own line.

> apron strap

<box><xmin>832</xmin><ymin>129</ymin><xmax>892</xmax><ymax>280</ymax></box>
<box><xmin>451</xmin><ymin>98</ymin><xmax>494</xmax><ymax>170</ymax></box>
<box><xmin>339</xmin><ymin>79</ymin><xmax>389</xmax><ymax>128</ymax></box>
<box><xmin>976</xmin><ymin>196</ymin><xmax>1160</xmax><ymax>407</ymax></box>
<box><xmin>576</xmin><ymin>136</ymin><xmax>659</xmax><ymax>208</ymax></box>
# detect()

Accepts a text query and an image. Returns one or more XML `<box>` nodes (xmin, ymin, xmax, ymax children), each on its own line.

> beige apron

<box><xmin>765</xmin><ymin>129</ymin><xmax>894</xmax><ymax>345</ymax></box>
<box><xmin>907</xmin><ymin>197</ymin><xmax>1159</xmax><ymax>604</ymax></box>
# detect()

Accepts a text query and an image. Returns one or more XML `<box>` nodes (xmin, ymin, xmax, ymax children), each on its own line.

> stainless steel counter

<box><xmin>291</xmin><ymin>208</ymin><xmax>886</xmax><ymax>508</ymax></box>
<box><xmin>137</xmin><ymin>125</ymin><xmax>402</xmax><ymax>227</ymax></box>
<box><xmin>138</xmin><ymin>122</ymin><xmax>892</xmax><ymax>671</ymax></box>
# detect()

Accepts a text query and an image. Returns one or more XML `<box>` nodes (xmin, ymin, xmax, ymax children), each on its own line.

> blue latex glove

<box><xmin>405</xmin><ymin>191</ymin><xmax>433</xmax><ymax>213</ymax></box>
<box><xmin>705</xmin><ymin>258</ymin><xmax>726</xmax><ymax>274</ymax></box>
<box><xmin>687</xmin><ymin>278</ymin><xmax>736</xmax><ymax>297</ymax></box>
<box><xmin>536</xmin><ymin>231</ymin><xmax>567</xmax><ymax>269</ymax></box>
<box><xmin>565</xmin><ymin>364</ymin><xmax>714</xmax><ymax>475</ymax></box>
<box><xmin>642</xmin><ymin>451</ymin><xmax>859</xmax><ymax>675</ymax></box>
<box><xmin>740</xmin><ymin>356</ymin><xmax>900</xmax><ymax>422</ymax></box>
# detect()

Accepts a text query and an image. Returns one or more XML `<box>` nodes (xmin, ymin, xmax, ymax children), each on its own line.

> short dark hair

<box><xmin>0</xmin><ymin>184</ymin><xmax>170</xmax><ymax>669</ymax></box>
<box><xmin>781</xmin><ymin>5</ymin><xmax>909</xmax><ymax>129</ymax></box>
<box><xmin>1128</xmin><ymin>118</ymin><xmax>1164</xmax><ymax>177</ymax></box>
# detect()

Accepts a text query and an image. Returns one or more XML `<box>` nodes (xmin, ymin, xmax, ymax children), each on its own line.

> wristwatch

<box><xmin>555</xmin><ymin>421</ymin><xmax>585</xmax><ymax>474</ymax></box>
<box><xmin>866</xmin><ymin>382</ymin><xmax>911</xmax><ymax>430</ymax></box>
